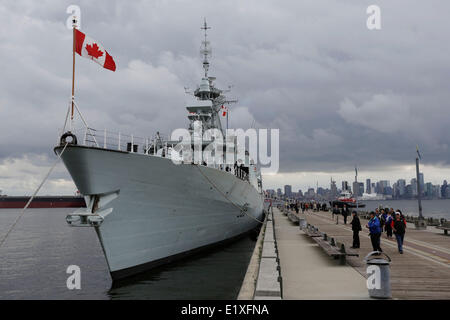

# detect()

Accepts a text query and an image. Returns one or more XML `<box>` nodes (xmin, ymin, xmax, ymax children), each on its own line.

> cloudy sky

<box><xmin>0</xmin><ymin>0</ymin><xmax>450</xmax><ymax>195</ymax></box>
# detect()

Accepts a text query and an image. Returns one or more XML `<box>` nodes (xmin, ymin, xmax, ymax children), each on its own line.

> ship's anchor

<box><xmin>66</xmin><ymin>190</ymin><xmax>119</xmax><ymax>227</ymax></box>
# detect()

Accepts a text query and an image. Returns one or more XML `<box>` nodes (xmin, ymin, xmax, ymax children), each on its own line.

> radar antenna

<box><xmin>200</xmin><ymin>18</ymin><xmax>212</xmax><ymax>78</ymax></box>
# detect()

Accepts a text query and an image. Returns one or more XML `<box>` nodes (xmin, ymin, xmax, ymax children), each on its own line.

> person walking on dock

<box><xmin>350</xmin><ymin>211</ymin><xmax>362</xmax><ymax>248</ymax></box>
<box><xmin>380</xmin><ymin>209</ymin><xmax>387</xmax><ymax>233</ymax></box>
<box><xmin>366</xmin><ymin>211</ymin><xmax>382</xmax><ymax>253</ymax></box>
<box><xmin>342</xmin><ymin>205</ymin><xmax>349</xmax><ymax>224</ymax></box>
<box><xmin>385</xmin><ymin>212</ymin><xmax>394</xmax><ymax>239</ymax></box>
<box><xmin>332</xmin><ymin>205</ymin><xmax>339</xmax><ymax>219</ymax></box>
<box><xmin>392</xmin><ymin>212</ymin><xmax>407</xmax><ymax>254</ymax></box>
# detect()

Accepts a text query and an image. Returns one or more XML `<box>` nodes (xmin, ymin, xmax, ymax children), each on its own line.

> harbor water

<box><xmin>359</xmin><ymin>199</ymin><xmax>450</xmax><ymax>219</ymax></box>
<box><xmin>0</xmin><ymin>208</ymin><xmax>256</xmax><ymax>299</ymax></box>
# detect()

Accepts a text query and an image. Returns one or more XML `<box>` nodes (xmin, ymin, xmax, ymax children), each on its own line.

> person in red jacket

<box><xmin>391</xmin><ymin>212</ymin><xmax>407</xmax><ymax>254</ymax></box>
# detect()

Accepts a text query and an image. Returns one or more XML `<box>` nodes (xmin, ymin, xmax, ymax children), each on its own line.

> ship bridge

<box><xmin>186</xmin><ymin>99</ymin><xmax>219</xmax><ymax>132</ymax></box>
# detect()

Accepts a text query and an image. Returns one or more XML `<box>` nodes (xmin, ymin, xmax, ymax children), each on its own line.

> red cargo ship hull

<box><xmin>0</xmin><ymin>196</ymin><xmax>86</xmax><ymax>208</ymax></box>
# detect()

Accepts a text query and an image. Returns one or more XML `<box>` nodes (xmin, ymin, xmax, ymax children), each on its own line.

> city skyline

<box><xmin>262</xmin><ymin>163</ymin><xmax>450</xmax><ymax>195</ymax></box>
<box><xmin>265</xmin><ymin>174</ymin><xmax>449</xmax><ymax>200</ymax></box>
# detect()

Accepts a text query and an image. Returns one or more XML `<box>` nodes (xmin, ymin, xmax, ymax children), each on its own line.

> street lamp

<box><xmin>415</xmin><ymin>146</ymin><xmax>427</xmax><ymax>230</ymax></box>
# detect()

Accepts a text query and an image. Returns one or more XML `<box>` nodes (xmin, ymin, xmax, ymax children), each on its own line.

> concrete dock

<box><xmin>239</xmin><ymin>207</ymin><xmax>450</xmax><ymax>299</ymax></box>
<box><xmin>238</xmin><ymin>207</ymin><xmax>369</xmax><ymax>299</ymax></box>
<box><xmin>274</xmin><ymin>208</ymin><xmax>369</xmax><ymax>299</ymax></box>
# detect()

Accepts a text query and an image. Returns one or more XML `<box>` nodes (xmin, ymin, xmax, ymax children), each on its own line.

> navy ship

<box><xmin>55</xmin><ymin>20</ymin><xmax>264</xmax><ymax>280</ymax></box>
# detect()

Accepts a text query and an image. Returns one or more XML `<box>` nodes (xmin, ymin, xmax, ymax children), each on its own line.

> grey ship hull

<box><xmin>55</xmin><ymin>145</ymin><xmax>264</xmax><ymax>280</ymax></box>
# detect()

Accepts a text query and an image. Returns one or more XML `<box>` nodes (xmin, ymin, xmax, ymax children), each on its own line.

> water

<box><xmin>360</xmin><ymin>199</ymin><xmax>450</xmax><ymax>219</ymax></box>
<box><xmin>0</xmin><ymin>208</ymin><xmax>256</xmax><ymax>299</ymax></box>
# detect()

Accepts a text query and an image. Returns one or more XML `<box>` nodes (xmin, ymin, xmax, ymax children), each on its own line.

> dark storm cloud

<box><xmin>0</xmin><ymin>0</ymin><xmax>449</xmax><ymax>194</ymax></box>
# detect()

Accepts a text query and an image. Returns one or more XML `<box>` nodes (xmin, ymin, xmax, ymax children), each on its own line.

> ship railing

<box><xmin>62</xmin><ymin>126</ymin><xmax>253</xmax><ymax>183</ymax></box>
<box><xmin>66</xmin><ymin>126</ymin><xmax>169</xmax><ymax>154</ymax></box>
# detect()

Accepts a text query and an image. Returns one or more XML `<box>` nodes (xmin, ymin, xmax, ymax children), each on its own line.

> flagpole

<box><xmin>71</xmin><ymin>24</ymin><xmax>76</xmax><ymax>126</ymax></box>
<box><xmin>226</xmin><ymin>108</ymin><xmax>228</xmax><ymax>130</ymax></box>
<box><xmin>355</xmin><ymin>165</ymin><xmax>358</xmax><ymax>210</ymax></box>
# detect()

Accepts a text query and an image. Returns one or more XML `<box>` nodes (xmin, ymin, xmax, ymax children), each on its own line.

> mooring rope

<box><xmin>195</xmin><ymin>164</ymin><xmax>264</xmax><ymax>224</ymax></box>
<box><xmin>0</xmin><ymin>143</ymin><xmax>69</xmax><ymax>248</ymax></box>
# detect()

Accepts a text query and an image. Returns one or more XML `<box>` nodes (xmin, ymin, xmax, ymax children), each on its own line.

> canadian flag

<box><xmin>221</xmin><ymin>105</ymin><xmax>228</xmax><ymax>117</ymax></box>
<box><xmin>75</xmin><ymin>29</ymin><xmax>116</xmax><ymax>71</ymax></box>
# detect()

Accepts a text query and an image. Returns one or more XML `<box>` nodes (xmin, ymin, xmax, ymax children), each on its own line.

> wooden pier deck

<box><xmin>293</xmin><ymin>208</ymin><xmax>450</xmax><ymax>299</ymax></box>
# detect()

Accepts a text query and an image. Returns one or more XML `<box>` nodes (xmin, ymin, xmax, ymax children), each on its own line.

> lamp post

<box><xmin>415</xmin><ymin>156</ymin><xmax>423</xmax><ymax>220</ymax></box>
<box><xmin>415</xmin><ymin>147</ymin><xmax>427</xmax><ymax>229</ymax></box>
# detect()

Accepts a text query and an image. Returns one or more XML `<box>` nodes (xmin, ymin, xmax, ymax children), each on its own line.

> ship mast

<box><xmin>200</xmin><ymin>18</ymin><xmax>211</xmax><ymax>79</ymax></box>
<box><xmin>188</xmin><ymin>19</ymin><xmax>238</xmax><ymax>135</ymax></box>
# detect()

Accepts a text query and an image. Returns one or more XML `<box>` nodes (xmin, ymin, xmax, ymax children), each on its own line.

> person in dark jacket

<box><xmin>392</xmin><ymin>212</ymin><xmax>407</xmax><ymax>254</ymax></box>
<box><xmin>350</xmin><ymin>211</ymin><xmax>362</xmax><ymax>248</ymax></box>
<box><xmin>342</xmin><ymin>205</ymin><xmax>349</xmax><ymax>224</ymax></box>
<box><xmin>385</xmin><ymin>212</ymin><xmax>394</xmax><ymax>239</ymax></box>
<box><xmin>366</xmin><ymin>211</ymin><xmax>382</xmax><ymax>252</ymax></box>
<box><xmin>332</xmin><ymin>205</ymin><xmax>339</xmax><ymax>219</ymax></box>
<box><xmin>380</xmin><ymin>209</ymin><xmax>387</xmax><ymax>233</ymax></box>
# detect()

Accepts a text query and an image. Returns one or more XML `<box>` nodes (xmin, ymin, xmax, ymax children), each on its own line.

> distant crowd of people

<box><xmin>284</xmin><ymin>201</ymin><xmax>329</xmax><ymax>214</ymax></box>
<box><xmin>283</xmin><ymin>202</ymin><xmax>408</xmax><ymax>255</ymax></box>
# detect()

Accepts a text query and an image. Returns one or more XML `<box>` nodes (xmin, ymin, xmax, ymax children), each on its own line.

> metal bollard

<box><xmin>364</xmin><ymin>251</ymin><xmax>392</xmax><ymax>299</ymax></box>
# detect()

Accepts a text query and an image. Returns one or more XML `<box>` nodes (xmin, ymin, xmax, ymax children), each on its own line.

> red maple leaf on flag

<box><xmin>85</xmin><ymin>43</ymin><xmax>103</xmax><ymax>59</ymax></box>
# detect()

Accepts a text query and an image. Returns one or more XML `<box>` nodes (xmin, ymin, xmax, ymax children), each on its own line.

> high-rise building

<box><xmin>441</xmin><ymin>180</ymin><xmax>448</xmax><ymax>198</ymax></box>
<box><xmin>379</xmin><ymin>180</ymin><xmax>390</xmax><ymax>195</ymax></box>
<box><xmin>342</xmin><ymin>181</ymin><xmax>349</xmax><ymax>191</ymax></box>
<box><xmin>317</xmin><ymin>187</ymin><xmax>325</xmax><ymax>196</ymax></box>
<box><xmin>330</xmin><ymin>179</ymin><xmax>337</xmax><ymax>199</ymax></box>
<box><xmin>405</xmin><ymin>184</ymin><xmax>413</xmax><ymax>198</ymax></box>
<box><xmin>397</xmin><ymin>179</ymin><xmax>406</xmax><ymax>197</ymax></box>
<box><xmin>352</xmin><ymin>181</ymin><xmax>364</xmax><ymax>197</ymax></box>
<box><xmin>425</xmin><ymin>183</ymin><xmax>433</xmax><ymax>198</ymax></box>
<box><xmin>393</xmin><ymin>182</ymin><xmax>398</xmax><ymax>198</ymax></box>
<box><xmin>433</xmin><ymin>185</ymin><xmax>441</xmax><ymax>198</ymax></box>
<box><xmin>284</xmin><ymin>185</ymin><xmax>292</xmax><ymax>198</ymax></box>
<box><xmin>366</xmin><ymin>179</ymin><xmax>371</xmax><ymax>194</ymax></box>
<box><xmin>277</xmin><ymin>188</ymin><xmax>282</xmax><ymax>198</ymax></box>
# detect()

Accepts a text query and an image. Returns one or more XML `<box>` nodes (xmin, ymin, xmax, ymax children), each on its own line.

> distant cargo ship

<box><xmin>0</xmin><ymin>196</ymin><xmax>86</xmax><ymax>208</ymax></box>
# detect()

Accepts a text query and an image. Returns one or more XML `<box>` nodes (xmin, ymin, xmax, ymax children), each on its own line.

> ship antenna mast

<box><xmin>200</xmin><ymin>18</ymin><xmax>211</xmax><ymax>78</ymax></box>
